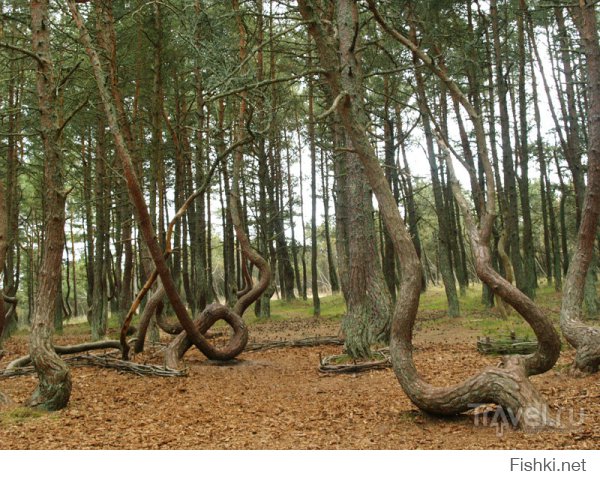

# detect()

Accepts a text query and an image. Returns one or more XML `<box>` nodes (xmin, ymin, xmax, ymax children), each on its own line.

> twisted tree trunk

<box><xmin>559</xmin><ymin>1</ymin><xmax>600</xmax><ymax>374</ymax></box>
<box><xmin>68</xmin><ymin>0</ymin><xmax>258</xmax><ymax>363</ymax></box>
<box><xmin>299</xmin><ymin>0</ymin><xmax>560</xmax><ymax>428</ymax></box>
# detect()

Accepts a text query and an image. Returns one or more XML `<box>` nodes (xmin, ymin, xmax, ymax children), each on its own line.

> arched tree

<box><xmin>299</xmin><ymin>0</ymin><xmax>561</xmax><ymax>428</ymax></box>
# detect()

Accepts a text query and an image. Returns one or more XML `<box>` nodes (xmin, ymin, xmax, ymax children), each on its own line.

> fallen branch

<box><xmin>2</xmin><ymin>354</ymin><xmax>186</xmax><ymax>378</ymax></box>
<box><xmin>246</xmin><ymin>336</ymin><xmax>343</xmax><ymax>352</ymax></box>
<box><xmin>318</xmin><ymin>348</ymin><xmax>391</xmax><ymax>374</ymax></box>
<box><xmin>5</xmin><ymin>340</ymin><xmax>122</xmax><ymax>370</ymax></box>
<box><xmin>477</xmin><ymin>336</ymin><xmax>538</xmax><ymax>355</ymax></box>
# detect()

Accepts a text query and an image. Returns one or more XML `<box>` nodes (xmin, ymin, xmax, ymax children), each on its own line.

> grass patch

<box><xmin>237</xmin><ymin>294</ymin><xmax>346</xmax><ymax>326</ymax></box>
<box><xmin>0</xmin><ymin>407</ymin><xmax>49</xmax><ymax>426</ymax></box>
<box><xmin>24</xmin><ymin>282</ymin><xmax>579</xmax><ymax>340</ymax></box>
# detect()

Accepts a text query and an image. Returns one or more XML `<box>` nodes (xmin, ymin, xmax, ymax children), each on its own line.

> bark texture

<box><xmin>27</xmin><ymin>0</ymin><xmax>72</xmax><ymax>410</ymax></box>
<box><xmin>559</xmin><ymin>2</ymin><xmax>600</xmax><ymax>374</ymax></box>
<box><xmin>0</xmin><ymin>179</ymin><xmax>8</xmax><ymax>341</ymax></box>
<box><xmin>68</xmin><ymin>0</ymin><xmax>262</xmax><ymax>363</ymax></box>
<box><xmin>299</xmin><ymin>0</ymin><xmax>560</xmax><ymax>428</ymax></box>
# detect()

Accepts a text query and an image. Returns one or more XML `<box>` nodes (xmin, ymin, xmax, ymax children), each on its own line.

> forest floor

<box><xmin>0</xmin><ymin>285</ymin><xmax>599</xmax><ymax>450</ymax></box>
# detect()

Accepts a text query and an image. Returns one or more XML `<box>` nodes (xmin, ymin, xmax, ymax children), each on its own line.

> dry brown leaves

<box><xmin>0</xmin><ymin>319</ymin><xmax>598</xmax><ymax>449</ymax></box>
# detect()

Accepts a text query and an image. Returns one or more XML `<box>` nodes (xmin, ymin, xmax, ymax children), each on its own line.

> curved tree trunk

<box><xmin>300</xmin><ymin>0</ymin><xmax>560</xmax><ymax>428</ymax></box>
<box><xmin>68</xmin><ymin>0</ymin><xmax>255</xmax><ymax>363</ymax></box>
<box><xmin>559</xmin><ymin>1</ymin><xmax>600</xmax><ymax>374</ymax></box>
<box><xmin>27</xmin><ymin>0</ymin><xmax>72</xmax><ymax>411</ymax></box>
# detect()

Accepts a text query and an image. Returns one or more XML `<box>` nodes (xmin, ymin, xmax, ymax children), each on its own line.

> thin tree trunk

<box><xmin>308</xmin><ymin>47</ymin><xmax>320</xmax><ymax>316</ymax></box>
<box><xmin>410</xmin><ymin>21</ymin><xmax>459</xmax><ymax>317</ymax></box>
<box><xmin>321</xmin><ymin>148</ymin><xmax>339</xmax><ymax>294</ymax></box>
<box><xmin>517</xmin><ymin>0</ymin><xmax>537</xmax><ymax>297</ymax></box>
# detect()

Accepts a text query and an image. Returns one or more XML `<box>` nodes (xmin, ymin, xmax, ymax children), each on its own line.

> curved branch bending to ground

<box><xmin>68</xmin><ymin>1</ymin><xmax>250</xmax><ymax>362</ymax></box>
<box><xmin>559</xmin><ymin>2</ymin><xmax>600</xmax><ymax>374</ymax></box>
<box><xmin>298</xmin><ymin>0</ymin><xmax>560</xmax><ymax>428</ymax></box>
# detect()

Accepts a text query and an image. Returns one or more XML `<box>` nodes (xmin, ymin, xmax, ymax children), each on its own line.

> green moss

<box><xmin>0</xmin><ymin>407</ymin><xmax>50</xmax><ymax>426</ymax></box>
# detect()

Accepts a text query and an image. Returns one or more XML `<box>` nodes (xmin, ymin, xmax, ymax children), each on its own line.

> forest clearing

<box><xmin>1</xmin><ymin>0</ymin><xmax>600</xmax><ymax>456</ymax></box>
<box><xmin>1</xmin><ymin>287</ymin><xmax>599</xmax><ymax>450</ymax></box>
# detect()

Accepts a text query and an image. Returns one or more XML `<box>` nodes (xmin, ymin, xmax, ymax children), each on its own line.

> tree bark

<box><xmin>307</xmin><ymin>47</ymin><xmax>321</xmax><ymax>316</ymax></box>
<box><xmin>300</xmin><ymin>0</ymin><xmax>560</xmax><ymax>427</ymax></box>
<box><xmin>0</xmin><ymin>179</ymin><xmax>8</xmax><ymax>342</ymax></box>
<box><xmin>27</xmin><ymin>0</ymin><xmax>72</xmax><ymax>410</ymax></box>
<box><xmin>559</xmin><ymin>1</ymin><xmax>600</xmax><ymax>374</ymax></box>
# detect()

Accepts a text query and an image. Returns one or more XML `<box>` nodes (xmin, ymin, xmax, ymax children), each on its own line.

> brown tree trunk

<box><xmin>68</xmin><ymin>0</ymin><xmax>252</xmax><ymax>363</ymax></box>
<box><xmin>321</xmin><ymin>147</ymin><xmax>339</xmax><ymax>294</ymax></box>
<box><xmin>308</xmin><ymin>52</ymin><xmax>321</xmax><ymax>316</ymax></box>
<box><xmin>300</xmin><ymin>0</ymin><xmax>560</xmax><ymax>428</ymax></box>
<box><xmin>560</xmin><ymin>1</ymin><xmax>600</xmax><ymax>374</ymax></box>
<box><xmin>27</xmin><ymin>0</ymin><xmax>72</xmax><ymax>411</ymax></box>
<box><xmin>0</xmin><ymin>179</ymin><xmax>8</xmax><ymax>342</ymax></box>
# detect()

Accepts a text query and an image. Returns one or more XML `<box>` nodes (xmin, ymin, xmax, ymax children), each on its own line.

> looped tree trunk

<box><xmin>68</xmin><ymin>0</ymin><xmax>264</xmax><ymax>364</ymax></box>
<box><xmin>164</xmin><ymin>303</ymin><xmax>248</xmax><ymax>369</ymax></box>
<box><xmin>163</xmin><ymin>96</ymin><xmax>271</xmax><ymax>368</ymax></box>
<box><xmin>299</xmin><ymin>0</ymin><xmax>561</xmax><ymax>428</ymax></box>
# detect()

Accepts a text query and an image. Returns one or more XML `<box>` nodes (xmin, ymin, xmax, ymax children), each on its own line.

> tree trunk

<box><xmin>411</xmin><ymin>26</ymin><xmax>459</xmax><ymax>317</ymax></box>
<box><xmin>0</xmin><ymin>179</ymin><xmax>8</xmax><ymax>342</ymax></box>
<box><xmin>301</xmin><ymin>0</ymin><xmax>560</xmax><ymax>428</ymax></box>
<box><xmin>331</xmin><ymin>3</ymin><xmax>393</xmax><ymax>358</ymax></box>
<box><xmin>517</xmin><ymin>0</ymin><xmax>537</xmax><ymax>297</ymax></box>
<box><xmin>307</xmin><ymin>49</ymin><xmax>321</xmax><ymax>316</ymax></box>
<box><xmin>559</xmin><ymin>1</ymin><xmax>600</xmax><ymax>374</ymax></box>
<box><xmin>28</xmin><ymin>0</ymin><xmax>72</xmax><ymax>410</ymax></box>
<box><xmin>321</xmin><ymin>150</ymin><xmax>339</xmax><ymax>294</ymax></box>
